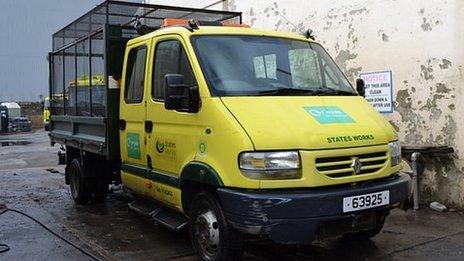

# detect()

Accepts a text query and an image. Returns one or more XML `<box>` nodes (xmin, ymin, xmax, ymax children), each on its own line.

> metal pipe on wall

<box><xmin>411</xmin><ymin>152</ymin><xmax>421</xmax><ymax>211</ymax></box>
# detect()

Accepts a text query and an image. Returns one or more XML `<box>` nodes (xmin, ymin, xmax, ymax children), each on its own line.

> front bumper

<box><xmin>217</xmin><ymin>172</ymin><xmax>410</xmax><ymax>244</ymax></box>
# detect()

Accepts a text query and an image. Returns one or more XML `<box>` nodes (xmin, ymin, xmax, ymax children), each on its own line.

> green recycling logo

<box><xmin>199</xmin><ymin>141</ymin><xmax>207</xmax><ymax>155</ymax></box>
<box><xmin>156</xmin><ymin>140</ymin><xmax>165</xmax><ymax>153</ymax></box>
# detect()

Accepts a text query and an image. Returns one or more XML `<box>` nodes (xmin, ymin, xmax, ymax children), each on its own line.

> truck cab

<box><xmin>119</xmin><ymin>23</ymin><xmax>410</xmax><ymax>258</ymax></box>
<box><xmin>49</xmin><ymin>2</ymin><xmax>410</xmax><ymax>260</ymax></box>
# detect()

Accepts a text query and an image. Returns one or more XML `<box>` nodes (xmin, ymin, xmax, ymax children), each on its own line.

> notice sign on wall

<box><xmin>358</xmin><ymin>70</ymin><xmax>393</xmax><ymax>113</ymax></box>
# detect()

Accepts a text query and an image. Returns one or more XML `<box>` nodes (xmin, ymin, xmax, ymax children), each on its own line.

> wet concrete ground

<box><xmin>1</xmin><ymin>130</ymin><xmax>464</xmax><ymax>260</ymax></box>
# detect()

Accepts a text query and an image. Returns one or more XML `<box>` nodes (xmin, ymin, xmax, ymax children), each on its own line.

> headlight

<box><xmin>239</xmin><ymin>151</ymin><xmax>301</xmax><ymax>180</ymax></box>
<box><xmin>389</xmin><ymin>141</ymin><xmax>401</xmax><ymax>166</ymax></box>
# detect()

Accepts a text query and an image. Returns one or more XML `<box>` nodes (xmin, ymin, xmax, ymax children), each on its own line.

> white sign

<box><xmin>359</xmin><ymin>71</ymin><xmax>393</xmax><ymax>113</ymax></box>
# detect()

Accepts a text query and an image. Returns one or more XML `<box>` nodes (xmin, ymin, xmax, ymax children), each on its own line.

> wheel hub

<box><xmin>195</xmin><ymin>210</ymin><xmax>220</xmax><ymax>258</ymax></box>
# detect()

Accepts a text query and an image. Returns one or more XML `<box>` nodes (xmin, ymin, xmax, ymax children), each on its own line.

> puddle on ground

<box><xmin>0</xmin><ymin>140</ymin><xmax>31</xmax><ymax>146</ymax></box>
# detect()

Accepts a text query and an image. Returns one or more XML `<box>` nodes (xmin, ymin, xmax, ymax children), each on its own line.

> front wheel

<box><xmin>189</xmin><ymin>192</ymin><xmax>244</xmax><ymax>261</ymax></box>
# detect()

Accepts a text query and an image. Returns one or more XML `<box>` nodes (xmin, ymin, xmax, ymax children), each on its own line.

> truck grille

<box><xmin>315</xmin><ymin>151</ymin><xmax>387</xmax><ymax>178</ymax></box>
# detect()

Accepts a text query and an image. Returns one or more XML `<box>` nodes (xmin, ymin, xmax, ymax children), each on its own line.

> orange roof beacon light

<box><xmin>162</xmin><ymin>18</ymin><xmax>190</xmax><ymax>27</ymax></box>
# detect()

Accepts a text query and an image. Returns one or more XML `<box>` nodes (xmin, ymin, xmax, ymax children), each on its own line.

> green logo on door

<box><xmin>156</xmin><ymin>140</ymin><xmax>165</xmax><ymax>153</ymax></box>
<box><xmin>126</xmin><ymin>133</ymin><xmax>141</xmax><ymax>159</ymax></box>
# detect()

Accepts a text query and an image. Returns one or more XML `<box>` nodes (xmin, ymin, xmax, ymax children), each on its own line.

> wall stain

<box><xmin>441</xmin><ymin>115</ymin><xmax>457</xmax><ymax>145</ymax></box>
<box><xmin>248</xmin><ymin>8</ymin><xmax>257</xmax><ymax>26</ymax></box>
<box><xmin>420</xmin><ymin>60</ymin><xmax>434</xmax><ymax>80</ymax></box>
<box><xmin>377</xmin><ymin>30</ymin><xmax>389</xmax><ymax>42</ymax></box>
<box><xmin>381</xmin><ymin>33</ymin><xmax>389</xmax><ymax>42</ymax></box>
<box><xmin>436</xmin><ymin>82</ymin><xmax>452</xmax><ymax>93</ymax></box>
<box><xmin>348</xmin><ymin>8</ymin><xmax>367</xmax><ymax>15</ymax></box>
<box><xmin>439</xmin><ymin>58</ymin><xmax>452</xmax><ymax>69</ymax></box>
<box><xmin>389</xmin><ymin>120</ymin><xmax>400</xmax><ymax>132</ymax></box>
<box><xmin>395</xmin><ymin>85</ymin><xmax>425</xmax><ymax>144</ymax></box>
<box><xmin>334</xmin><ymin>50</ymin><xmax>360</xmax><ymax>81</ymax></box>
<box><xmin>421</xmin><ymin>17</ymin><xmax>432</xmax><ymax>31</ymax></box>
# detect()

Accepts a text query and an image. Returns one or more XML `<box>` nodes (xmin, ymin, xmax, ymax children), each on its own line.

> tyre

<box><xmin>343</xmin><ymin>213</ymin><xmax>387</xmax><ymax>240</ymax></box>
<box><xmin>189</xmin><ymin>192</ymin><xmax>244</xmax><ymax>261</ymax></box>
<box><xmin>68</xmin><ymin>158</ymin><xmax>93</xmax><ymax>205</ymax></box>
<box><xmin>91</xmin><ymin>177</ymin><xmax>109</xmax><ymax>203</ymax></box>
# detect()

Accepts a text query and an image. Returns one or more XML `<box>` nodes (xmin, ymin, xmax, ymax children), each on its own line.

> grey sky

<box><xmin>0</xmin><ymin>0</ymin><xmax>139</xmax><ymax>102</ymax></box>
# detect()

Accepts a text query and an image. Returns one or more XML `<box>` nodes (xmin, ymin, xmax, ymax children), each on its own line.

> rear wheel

<box><xmin>68</xmin><ymin>158</ymin><xmax>93</xmax><ymax>205</ymax></box>
<box><xmin>190</xmin><ymin>192</ymin><xmax>244</xmax><ymax>261</ymax></box>
<box><xmin>68</xmin><ymin>155</ymin><xmax>109</xmax><ymax>204</ymax></box>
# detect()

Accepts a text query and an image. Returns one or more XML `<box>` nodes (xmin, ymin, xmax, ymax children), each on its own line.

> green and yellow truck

<box><xmin>43</xmin><ymin>96</ymin><xmax>50</xmax><ymax>131</ymax></box>
<box><xmin>48</xmin><ymin>1</ymin><xmax>410</xmax><ymax>260</ymax></box>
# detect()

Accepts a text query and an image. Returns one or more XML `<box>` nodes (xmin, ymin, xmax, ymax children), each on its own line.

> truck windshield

<box><xmin>192</xmin><ymin>36</ymin><xmax>356</xmax><ymax>96</ymax></box>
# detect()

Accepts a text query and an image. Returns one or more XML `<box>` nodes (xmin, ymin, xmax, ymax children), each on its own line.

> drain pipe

<box><xmin>411</xmin><ymin>152</ymin><xmax>421</xmax><ymax>211</ymax></box>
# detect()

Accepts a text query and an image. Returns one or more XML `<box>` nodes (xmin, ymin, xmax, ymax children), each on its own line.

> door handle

<box><xmin>119</xmin><ymin>119</ymin><xmax>126</xmax><ymax>130</ymax></box>
<box><xmin>145</xmin><ymin>120</ymin><xmax>153</xmax><ymax>133</ymax></box>
<box><xmin>147</xmin><ymin>154</ymin><xmax>152</xmax><ymax>169</ymax></box>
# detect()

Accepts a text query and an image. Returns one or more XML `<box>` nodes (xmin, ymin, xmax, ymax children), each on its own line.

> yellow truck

<box><xmin>49</xmin><ymin>1</ymin><xmax>410</xmax><ymax>260</ymax></box>
<box><xmin>43</xmin><ymin>97</ymin><xmax>50</xmax><ymax>130</ymax></box>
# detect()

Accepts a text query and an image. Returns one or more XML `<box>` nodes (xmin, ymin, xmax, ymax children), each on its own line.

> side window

<box><xmin>288</xmin><ymin>48</ymin><xmax>322</xmax><ymax>88</ymax></box>
<box><xmin>253</xmin><ymin>54</ymin><xmax>276</xmax><ymax>79</ymax></box>
<box><xmin>124</xmin><ymin>46</ymin><xmax>147</xmax><ymax>103</ymax></box>
<box><xmin>152</xmin><ymin>40</ymin><xmax>196</xmax><ymax>100</ymax></box>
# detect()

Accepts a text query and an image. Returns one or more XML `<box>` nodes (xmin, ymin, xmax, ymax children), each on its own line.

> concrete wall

<box><xmin>147</xmin><ymin>0</ymin><xmax>464</xmax><ymax>207</ymax></box>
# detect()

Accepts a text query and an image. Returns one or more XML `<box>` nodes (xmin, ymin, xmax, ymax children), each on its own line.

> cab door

<box><xmin>145</xmin><ymin>36</ymin><xmax>202</xmax><ymax>209</ymax></box>
<box><xmin>119</xmin><ymin>43</ymin><xmax>149</xmax><ymax>195</ymax></box>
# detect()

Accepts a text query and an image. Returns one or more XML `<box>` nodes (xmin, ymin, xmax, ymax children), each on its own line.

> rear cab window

<box><xmin>124</xmin><ymin>46</ymin><xmax>147</xmax><ymax>103</ymax></box>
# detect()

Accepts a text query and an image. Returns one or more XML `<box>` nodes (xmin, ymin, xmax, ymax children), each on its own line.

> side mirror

<box><xmin>164</xmin><ymin>74</ymin><xmax>199</xmax><ymax>113</ymax></box>
<box><xmin>356</xmin><ymin>78</ymin><xmax>365</xmax><ymax>97</ymax></box>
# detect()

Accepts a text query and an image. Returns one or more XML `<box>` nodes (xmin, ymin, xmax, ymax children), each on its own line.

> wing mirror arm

<box><xmin>356</xmin><ymin>78</ymin><xmax>366</xmax><ymax>97</ymax></box>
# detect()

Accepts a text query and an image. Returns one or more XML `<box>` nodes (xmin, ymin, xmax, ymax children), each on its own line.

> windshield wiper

<box><xmin>257</xmin><ymin>86</ymin><xmax>357</xmax><ymax>96</ymax></box>
<box><xmin>257</xmin><ymin>87</ymin><xmax>322</xmax><ymax>96</ymax></box>
<box><xmin>312</xmin><ymin>86</ymin><xmax>358</xmax><ymax>96</ymax></box>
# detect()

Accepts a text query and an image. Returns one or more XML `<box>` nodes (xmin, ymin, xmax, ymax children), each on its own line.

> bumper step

<box><xmin>128</xmin><ymin>199</ymin><xmax>189</xmax><ymax>231</ymax></box>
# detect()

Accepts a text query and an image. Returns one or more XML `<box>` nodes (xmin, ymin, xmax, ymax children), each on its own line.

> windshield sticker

<box><xmin>304</xmin><ymin>106</ymin><xmax>355</xmax><ymax>124</ymax></box>
<box><xmin>126</xmin><ymin>133</ymin><xmax>141</xmax><ymax>159</ymax></box>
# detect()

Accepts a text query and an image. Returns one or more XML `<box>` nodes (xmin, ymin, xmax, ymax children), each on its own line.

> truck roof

<box><xmin>127</xmin><ymin>25</ymin><xmax>314</xmax><ymax>47</ymax></box>
<box><xmin>52</xmin><ymin>0</ymin><xmax>241</xmax><ymax>52</ymax></box>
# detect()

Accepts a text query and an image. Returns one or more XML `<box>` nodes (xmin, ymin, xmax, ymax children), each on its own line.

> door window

<box><xmin>124</xmin><ymin>46</ymin><xmax>147</xmax><ymax>103</ymax></box>
<box><xmin>152</xmin><ymin>40</ymin><xmax>196</xmax><ymax>100</ymax></box>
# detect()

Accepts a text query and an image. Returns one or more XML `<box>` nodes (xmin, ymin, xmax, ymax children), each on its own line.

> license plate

<box><xmin>343</xmin><ymin>190</ymin><xmax>389</xmax><ymax>213</ymax></box>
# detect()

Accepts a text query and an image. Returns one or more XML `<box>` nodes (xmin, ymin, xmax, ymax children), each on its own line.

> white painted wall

<box><xmin>147</xmin><ymin>0</ymin><xmax>464</xmax><ymax>207</ymax></box>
